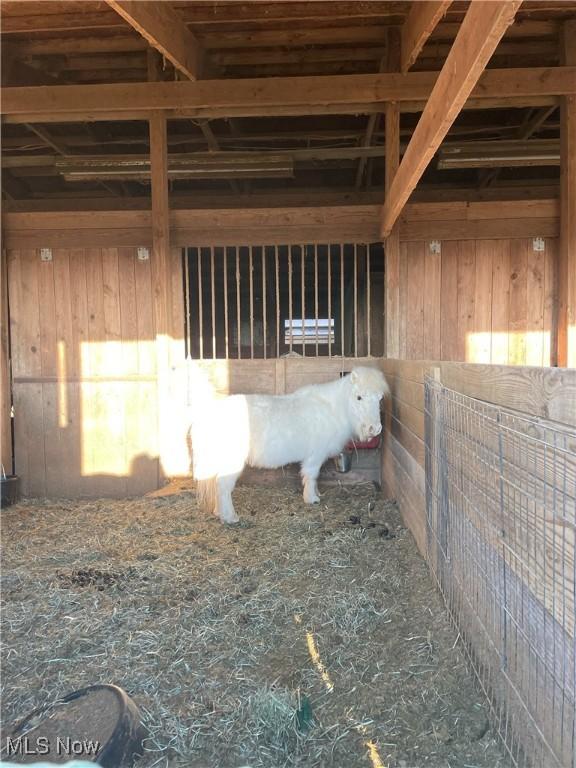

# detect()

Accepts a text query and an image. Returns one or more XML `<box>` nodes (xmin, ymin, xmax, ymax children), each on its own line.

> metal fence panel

<box><xmin>424</xmin><ymin>376</ymin><xmax>576</xmax><ymax>768</ymax></box>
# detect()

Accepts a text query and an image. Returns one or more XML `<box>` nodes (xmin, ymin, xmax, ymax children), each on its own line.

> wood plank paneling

<box><xmin>9</xmin><ymin>246</ymin><xmax>160</xmax><ymax>497</ymax></box>
<box><xmin>400</xmin><ymin>237</ymin><xmax>556</xmax><ymax>366</ymax></box>
<box><xmin>490</xmin><ymin>239</ymin><xmax>511</xmax><ymax>364</ymax></box>
<box><xmin>508</xmin><ymin>239</ymin><xmax>529</xmax><ymax>365</ymax></box>
<box><xmin>471</xmin><ymin>240</ymin><xmax>494</xmax><ymax>363</ymax></box>
<box><xmin>440</xmin><ymin>240</ymin><xmax>459</xmax><ymax>360</ymax></box>
<box><xmin>406</xmin><ymin>240</ymin><xmax>426</xmax><ymax>359</ymax></box>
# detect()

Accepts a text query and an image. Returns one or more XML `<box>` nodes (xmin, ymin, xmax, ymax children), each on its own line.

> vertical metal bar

<box><xmin>262</xmin><ymin>247</ymin><xmax>267</xmax><ymax>360</ymax></box>
<box><xmin>327</xmin><ymin>245</ymin><xmax>332</xmax><ymax>358</ymax></box>
<box><xmin>275</xmin><ymin>245</ymin><xmax>280</xmax><ymax>357</ymax></box>
<box><xmin>249</xmin><ymin>246</ymin><xmax>254</xmax><ymax>359</ymax></box>
<box><xmin>301</xmin><ymin>244</ymin><xmax>306</xmax><ymax>356</ymax></box>
<box><xmin>210</xmin><ymin>245</ymin><xmax>216</xmax><ymax>359</ymax></box>
<box><xmin>183</xmin><ymin>249</ymin><xmax>191</xmax><ymax>358</ymax></box>
<box><xmin>340</xmin><ymin>245</ymin><xmax>345</xmax><ymax>357</ymax></box>
<box><xmin>353</xmin><ymin>243</ymin><xmax>358</xmax><ymax>358</ymax></box>
<box><xmin>288</xmin><ymin>246</ymin><xmax>293</xmax><ymax>352</ymax></box>
<box><xmin>367</xmin><ymin>244</ymin><xmax>371</xmax><ymax>357</ymax></box>
<box><xmin>197</xmin><ymin>248</ymin><xmax>204</xmax><ymax>360</ymax></box>
<box><xmin>223</xmin><ymin>248</ymin><xmax>229</xmax><ymax>360</ymax></box>
<box><xmin>314</xmin><ymin>243</ymin><xmax>319</xmax><ymax>356</ymax></box>
<box><xmin>236</xmin><ymin>247</ymin><xmax>241</xmax><ymax>359</ymax></box>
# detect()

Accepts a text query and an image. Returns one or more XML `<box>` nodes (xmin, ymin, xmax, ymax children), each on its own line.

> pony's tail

<box><xmin>196</xmin><ymin>475</ymin><xmax>218</xmax><ymax>517</ymax></box>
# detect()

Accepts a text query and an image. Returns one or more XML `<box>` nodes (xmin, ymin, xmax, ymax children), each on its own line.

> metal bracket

<box><xmin>40</xmin><ymin>248</ymin><xmax>52</xmax><ymax>262</ymax></box>
<box><xmin>137</xmin><ymin>246</ymin><xmax>150</xmax><ymax>261</ymax></box>
<box><xmin>532</xmin><ymin>237</ymin><xmax>545</xmax><ymax>253</ymax></box>
<box><xmin>429</xmin><ymin>240</ymin><xmax>441</xmax><ymax>255</ymax></box>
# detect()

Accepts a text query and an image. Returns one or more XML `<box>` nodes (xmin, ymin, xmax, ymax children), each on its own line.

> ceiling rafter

<box><xmin>105</xmin><ymin>0</ymin><xmax>204</xmax><ymax>81</ymax></box>
<box><xmin>401</xmin><ymin>0</ymin><xmax>453</xmax><ymax>73</ymax></box>
<box><xmin>381</xmin><ymin>0</ymin><xmax>523</xmax><ymax>237</ymax></box>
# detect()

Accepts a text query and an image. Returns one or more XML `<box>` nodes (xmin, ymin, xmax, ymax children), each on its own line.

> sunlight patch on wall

<box><xmin>80</xmin><ymin>340</ymin><xmax>159</xmax><ymax>477</ymax></box>
<box><xmin>57</xmin><ymin>341</ymin><xmax>68</xmax><ymax>428</ymax></box>
<box><xmin>466</xmin><ymin>331</ymin><xmax>551</xmax><ymax>366</ymax></box>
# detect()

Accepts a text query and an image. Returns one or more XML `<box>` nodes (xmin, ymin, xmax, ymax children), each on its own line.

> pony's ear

<box><xmin>350</xmin><ymin>369</ymin><xmax>358</xmax><ymax>383</ymax></box>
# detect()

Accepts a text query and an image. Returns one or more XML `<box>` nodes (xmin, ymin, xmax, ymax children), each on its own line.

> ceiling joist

<box><xmin>381</xmin><ymin>0</ymin><xmax>523</xmax><ymax>237</ymax></box>
<box><xmin>401</xmin><ymin>0</ymin><xmax>453</xmax><ymax>73</ymax></box>
<box><xmin>105</xmin><ymin>0</ymin><xmax>203</xmax><ymax>81</ymax></box>
<box><xmin>3</xmin><ymin>67</ymin><xmax>575</xmax><ymax>125</ymax></box>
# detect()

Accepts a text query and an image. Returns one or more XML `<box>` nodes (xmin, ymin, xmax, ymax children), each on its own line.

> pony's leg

<box><xmin>301</xmin><ymin>459</ymin><xmax>322</xmax><ymax>504</ymax></box>
<box><xmin>216</xmin><ymin>471</ymin><xmax>242</xmax><ymax>523</ymax></box>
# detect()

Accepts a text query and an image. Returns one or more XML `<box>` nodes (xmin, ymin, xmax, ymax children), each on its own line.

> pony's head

<box><xmin>346</xmin><ymin>367</ymin><xmax>389</xmax><ymax>442</ymax></box>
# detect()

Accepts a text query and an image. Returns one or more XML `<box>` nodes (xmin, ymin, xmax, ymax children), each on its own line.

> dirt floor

<box><xmin>1</xmin><ymin>481</ymin><xmax>512</xmax><ymax>768</ymax></box>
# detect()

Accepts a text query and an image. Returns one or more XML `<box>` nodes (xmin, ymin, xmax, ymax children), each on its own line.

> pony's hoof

<box><xmin>304</xmin><ymin>495</ymin><xmax>320</xmax><ymax>504</ymax></box>
<box><xmin>221</xmin><ymin>515</ymin><xmax>240</xmax><ymax>525</ymax></box>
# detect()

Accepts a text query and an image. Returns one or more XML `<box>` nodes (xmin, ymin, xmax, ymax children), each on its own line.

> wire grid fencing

<box><xmin>424</xmin><ymin>376</ymin><xmax>575</xmax><ymax>768</ymax></box>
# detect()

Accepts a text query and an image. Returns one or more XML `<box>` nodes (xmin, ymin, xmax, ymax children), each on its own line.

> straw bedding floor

<box><xmin>1</xmin><ymin>482</ymin><xmax>511</xmax><ymax>768</ymax></box>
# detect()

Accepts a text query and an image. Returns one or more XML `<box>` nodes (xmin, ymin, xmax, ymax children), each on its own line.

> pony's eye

<box><xmin>357</xmin><ymin>396</ymin><xmax>362</xmax><ymax>401</ymax></box>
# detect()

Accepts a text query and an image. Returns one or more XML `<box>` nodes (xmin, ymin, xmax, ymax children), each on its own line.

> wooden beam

<box><xmin>1</xmin><ymin>199</ymin><xmax>559</xmax><ymax>250</ymax></box>
<box><xmin>558</xmin><ymin>21</ymin><xmax>576</xmax><ymax>367</ymax></box>
<box><xmin>401</xmin><ymin>0</ymin><xmax>453</xmax><ymax>73</ymax></box>
<box><xmin>3</xmin><ymin>67</ymin><xmax>574</xmax><ymax>124</ymax></box>
<box><xmin>385</xmin><ymin>101</ymin><xmax>401</xmax><ymax>359</ymax></box>
<box><xmin>381</xmin><ymin>0</ymin><xmax>522</xmax><ymax>238</ymax></box>
<box><xmin>105</xmin><ymin>0</ymin><xmax>203</xmax><ymax>81</ymax></box>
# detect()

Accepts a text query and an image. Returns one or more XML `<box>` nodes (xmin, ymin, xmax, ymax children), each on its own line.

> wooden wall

<box><xmin>5</xmin><ymin>241</ymin><xmax>373</xmax><ymax>498</ymax></box>
<box><xmin>398</xmin><ymin>237</ymin><xmax>557</xmax><ymax>366</ymax></box>
<box><xmin>2</xmin><ymin>202</ymin><xmax>564</xmax><ymax>498</ymax></box>
<box><xmin>7</xmin><ymin>245</ymin><xmax>184</xmax><ymax>497</ymax></box>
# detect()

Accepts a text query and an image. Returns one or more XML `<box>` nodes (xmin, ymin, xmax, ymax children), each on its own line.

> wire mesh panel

<box><xmin>424</xmin><ymin>377</ymin><xmax>575</xmax><ymax>768</ymax></box>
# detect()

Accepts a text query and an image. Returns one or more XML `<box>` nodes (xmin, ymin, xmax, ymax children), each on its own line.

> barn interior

<box><xmin>1</xmin><ymin>2</ymin><xmax>575</xmax><ymax>768</ymax></box>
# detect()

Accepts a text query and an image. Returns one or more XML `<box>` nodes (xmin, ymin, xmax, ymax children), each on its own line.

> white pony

<box><xmin>191</xmin><ymin>367</ymin><xmax>389</xmax><ymax>523</ymax></box>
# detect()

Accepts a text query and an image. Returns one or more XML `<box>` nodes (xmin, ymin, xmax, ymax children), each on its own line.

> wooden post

<box><xmin>558</xmin><ymin>21</ymin><xmax>576</xmax><ymax>367</ymax></box>
<box><xmin>1</xmin><ymin>249</ymin><xmax>13</xmax><ymax>475</ymax></box>
<box><xmin>385</xmin><ymin>27</ymin><xmax>401</xmax><ymax>359</ymax></box>
<box><xmin>149</xmin><ymin>111</ymin><xmax>171</xmax><ymax>482</ymax></box>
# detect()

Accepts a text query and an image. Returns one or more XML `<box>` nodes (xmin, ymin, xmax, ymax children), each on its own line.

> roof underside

<box><xmin>2</xmin><ymin>0</ymin><xmax>575</xmax><ymax>207</ymax></box>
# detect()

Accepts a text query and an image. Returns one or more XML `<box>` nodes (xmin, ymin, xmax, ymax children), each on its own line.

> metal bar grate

<box><xmin>424</xmin><ymin>377</ymin><xmax>576</xmax><ymax>768</ymax></box>
<box><xmin>183</xmin><ymin>243</ymin><xmax>385</xmax><ymax>360</ymax></box>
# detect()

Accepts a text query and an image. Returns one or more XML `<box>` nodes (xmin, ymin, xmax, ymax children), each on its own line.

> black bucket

<box><xmin>1</xmin><ymin>475</ymin><xmax>20</xmax><ymax>508</ymax></box>
<box><xmin>3</xmin><ymin>684</ymin><xmax>146</xmax><ymax>766</ymax></box>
